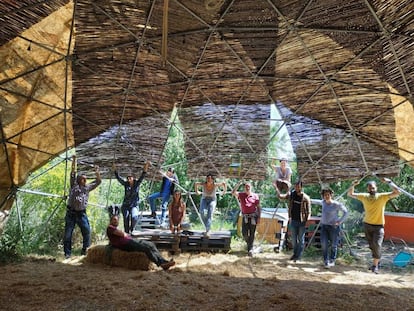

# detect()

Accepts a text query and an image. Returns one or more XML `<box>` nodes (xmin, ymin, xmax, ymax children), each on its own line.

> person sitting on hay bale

<box><xmin>107</xmin><ymin>215</ymin><xmax>175</xmax><ymax>270</ymax></box>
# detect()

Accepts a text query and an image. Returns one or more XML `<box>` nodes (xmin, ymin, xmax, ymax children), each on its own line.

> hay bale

<box><xmin>85</xmin><ymin>245</ymin><xmax>152</xmax><ymax>271</ymax></box>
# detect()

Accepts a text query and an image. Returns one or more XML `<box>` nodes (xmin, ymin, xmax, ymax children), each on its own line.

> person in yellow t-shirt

<box><xmin>347</xmin><ymin>178</ymin><xmax>400</xmax><ymax>274</ymax></box>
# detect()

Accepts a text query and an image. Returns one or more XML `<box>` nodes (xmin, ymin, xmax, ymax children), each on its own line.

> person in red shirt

<box><xmin>106</xmin><ymin>215</ymin><xmax>175</xmax><ymax>270</ymax></box>
<box><xmin>232</xmin><ymin>181</ymin><xmax>261</xmax><ymax>257</ymax></box>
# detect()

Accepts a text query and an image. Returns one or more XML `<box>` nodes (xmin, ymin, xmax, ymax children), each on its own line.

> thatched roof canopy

<box><xmin>1</xmin><ymin>0</ymin><xmax>414</xmax><ymax>210</ymax></box>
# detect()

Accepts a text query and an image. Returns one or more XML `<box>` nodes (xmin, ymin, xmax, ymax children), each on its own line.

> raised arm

<box><xmin>143</xmin><ymin>160</ymin><xmax>151</xmax><ymax>172</ymax></box>
<box><xmin>136</xmin><ymin>160</ymin><xmax>151</xmax><ymax>184</ymax></box>
<box><xmin>219</xmin><ymin>181</ymin><xmax>227</xmax><ymax>195</ymax></box>
<box><xmin>94</xmin><ymin>165</ymin><xmax>101</xmax><ymax>185</ymax></box>
<box><xmin>194</xmin><ymin>181</ymin><xmax>202</xmax><ymax>195</ymax></box>
<box><xmin>232</xmin><ymin>181</ymin><xmax>242</xmax><ymax>198</ymax></box>
<box><xmin>347</xmin><ymin>180</ymin><xmax>359</xmax><ymax>199</ymax></box>
<box><xmin>71</xmin><ymin>155</ymin><xmax>77</xmax><ymax>173</ymax></box>
<box><xmin>70</xmin><ymin>155</ymin><xmax>77</xmax><ymax>187</ymax></box>
<box><xmin>112</xmin><ymin>163</ymin><xmax>126</xmax><ymax>185</ymax></box>
<box><xmin>383</xmin><ymin>178</ymin><xmax>401</xmax><ymax>199</ymax></box>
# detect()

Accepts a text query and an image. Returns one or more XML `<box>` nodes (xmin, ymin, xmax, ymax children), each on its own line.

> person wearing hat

<box><xmin>64</xmin><ymin>155</ymin><xmax>101</xmax><ymax>259</ymax></box>
<box><xmin>312</xmin><ymin>188</ymin><xmax>348</xmax><ymax>268</ymax></box>
<box><xmin>113</xmin><ymin>160</ymin><xmax>151</xmax><ymax>234</ymax></box>
<box><xmin>148</xmin><ymin>167</ymin><xmax>179</xmax><ymax>226</ymax></box>
<box><xmin>348</xmin><ymin>178</ymin><xmax>400</xmax><ymax>274</ymax></box>
<box><xmin>272</xmin><ymin>157</ymin><xmax>292</xmax><ymax>194</ymax></box>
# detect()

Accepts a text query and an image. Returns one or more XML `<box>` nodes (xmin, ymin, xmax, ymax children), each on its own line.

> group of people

<box><xmin>271</xmin><ymin>158</ymin><xmax>400</xmax><ymax>274</ymax></box>
<box><xmin>64</xmin><ymin>157</ymin><xmax>178</xmax><ymax>269</ymax></box>
<box><xmin>63</xmin><ymin>157</ymin><xmax>227</xmax><ymax>269</ymax></box>
<box><xmin>64</xmin><ymin>155</ymin><xmax>401</xmax><ymax>274</ymax></box>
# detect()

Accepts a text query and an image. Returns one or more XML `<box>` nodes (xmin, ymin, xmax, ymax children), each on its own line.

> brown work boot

<box><xmin>160</xmin><ymin>259</ymin><xmax>175</xmax><ymax>270</ymax></box>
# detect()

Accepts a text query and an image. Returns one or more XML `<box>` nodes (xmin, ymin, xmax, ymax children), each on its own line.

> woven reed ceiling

<box><xmin>1</xmin><ymin>0</ymin><xmax>414</xmax><ymax>209</ymax></box>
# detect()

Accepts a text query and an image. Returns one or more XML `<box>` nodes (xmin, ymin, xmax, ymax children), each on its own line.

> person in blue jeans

<box><xmin>194</xmin><ymin>174</ymin><xmax>226</xmax><ymax>236</ymax></box>
<box><xmin>64</xmin><ymin>155</ymin><xmax>101</xmax><ymax>259</ymax></box>
<box><xmin>148</xmin><ymin>167</ymin><xmax>178</xmax><ymax>225</ymax></box>
<box><xmin>278</xmin><ymin>180</ymin><xmax>311</xmax><ymax>262</ymax></box>
<box><xmin>312</xmin><ymin>188</ymin><xmax>348</xmax><ymax>268</ymax></box>
<box><xmin>113</xmin><ymin>160</ymin><xmax>150</xmax><ymax>233</ymax></box>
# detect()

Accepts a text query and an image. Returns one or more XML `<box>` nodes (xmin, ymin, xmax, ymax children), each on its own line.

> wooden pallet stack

<box><xmin>179</xmin><ymin>231</ymin><xmax>231</xmax><ymax>253</ymax></box>
<box><xmin>131</xmin><ymin>229</ymin><xmax>232</xmax><ymax>253</ymax></box>
<box><xmin>131</xmin><ymin>230</ymin><xmax>180</xmax><ymax>253</ymax></box>
<box><xmin>137</xmin><ymin>214</ymin><xmax>161</xmax><ymax>230</ymax></box>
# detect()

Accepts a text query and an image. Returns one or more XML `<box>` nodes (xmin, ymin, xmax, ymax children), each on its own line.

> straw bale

<box><xmin>85</xmin><ymin>245</ymin><xmax>152</xmax><ymax>271</ymax></box>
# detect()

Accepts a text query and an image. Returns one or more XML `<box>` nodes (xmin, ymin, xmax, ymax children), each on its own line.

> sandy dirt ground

<box><xmin>1</xmin><ymin>239</ymin><xmax>414</xmax><ymax>311</ymax></box>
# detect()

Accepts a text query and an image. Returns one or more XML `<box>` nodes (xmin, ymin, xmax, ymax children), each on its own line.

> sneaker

<box><xmin>160</xmin><ymin>259</ymin><xmax>175</xmax><ymax>270</ymax></box>
<box><xmin>324</xmin><ymin>262</ymin><xmax>330</xmax><ymax>269</ymax></box>
<box><xmin>372</xmin><ymin>265</ymin><xmax>379</xmax><ymax>274</ymax></box>
<box><xmin>151</xmin><ymin>212</ymin><xmax>157</xmax><ymax>218</ymax></box>
<box><xmin>248</xmin><ymin>250</ymin><xmax>254</xmax><ymax>257</ymax></box>
<box><xmin>64</xmin><ymin>254</ymin><xmax>71</xmax><ymax>260</ymax></box>
<box><xmin>328</xmin><ymin>261</ymin><xmax>335</xmax><ymax>267</ymax></box>
<box><xmin>289</xmin><ymin>255</ymin><xmax>296</xmax><ymax>261</ymax></box>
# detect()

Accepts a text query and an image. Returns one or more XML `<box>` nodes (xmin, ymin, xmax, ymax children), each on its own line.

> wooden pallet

<box><xmin>131</xmin><ymin>230</ymin><xmax>232</xmax><ymax>253</ymax></box>
<box><xmin>136</xmin><ymin>213</ymin><xmax>169</xmax><ymax>230</ymax></box>
<box><xmin>131</xmin><ymin>230</ymin><xmax>180</xmax><ymax>252</ymax></box>
<box><xmin>179</xmin><ymin>231</ymin><xmax>231</xmax><ymax>252</ymax></box>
